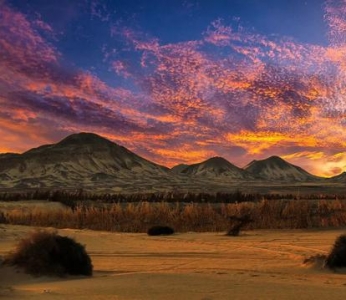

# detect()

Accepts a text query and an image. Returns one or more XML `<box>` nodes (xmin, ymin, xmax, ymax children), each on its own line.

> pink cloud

<box><xmin>111</xmin><ymin>60</ymin><xmax>132</xmax><ymax>78</ymax></box>
<box><xmin>0</xmin><ymin>3</ymin><xmax>58</xmax><ymax>69</ymax></box>
<box><xmin>204</xmin><ymin>19</ymin><xmax>234</xmax><ymax>46</ymax></box>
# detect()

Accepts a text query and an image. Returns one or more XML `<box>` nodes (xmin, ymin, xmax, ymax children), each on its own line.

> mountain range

<box><xmin>0</xmin><ymin>132</ymin><xmax>344</xmax><ymax>193</ymax></box>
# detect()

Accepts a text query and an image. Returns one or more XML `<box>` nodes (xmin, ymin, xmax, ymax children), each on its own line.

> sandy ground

<box><xmin>1</xmin><ymin>225</ymin><xmax>346</xmax><ymax>299</ymax></box>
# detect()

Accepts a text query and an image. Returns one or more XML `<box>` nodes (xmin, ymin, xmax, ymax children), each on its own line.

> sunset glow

<box><xmin>1</xmin><ymin>0</ymin><xmax>346</xmax><ymax>176</ymax></box>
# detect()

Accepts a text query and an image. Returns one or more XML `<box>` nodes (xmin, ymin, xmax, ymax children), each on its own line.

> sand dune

<box><xmin>1</xmin><ymin>225</ymin><xmax>346</xmax><ymax>299</ymax></box>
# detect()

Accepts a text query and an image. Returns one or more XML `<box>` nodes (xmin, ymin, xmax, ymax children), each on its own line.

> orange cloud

<box><xmin>282</xmin><ymin>152</ymin><xmax>346</xmax><ymax>177</ymax></box>
<box><xmin>282</xmin><ymin>152</ymin><xmax>326</xmax><ymax>161</ymax></box>
<box><xmin>226</xmin><ymin>131</ymin><xmax>320</xmax><ymax>155</ymax></box>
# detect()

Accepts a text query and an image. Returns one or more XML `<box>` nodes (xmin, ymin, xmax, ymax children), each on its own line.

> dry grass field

<box><xmin>2</xmin><ymin>199</ymin><xmax>346</xmax><ymax>232</ymax></box>
<box><xmin>2</xmin><ymin>224</ymin><xmax>346</xmax><ymax>299</ymax></box>
<box><xmin>2</xmin><ymin>200</ymin><xmax>346</xmax><ymax>299</ymax></box>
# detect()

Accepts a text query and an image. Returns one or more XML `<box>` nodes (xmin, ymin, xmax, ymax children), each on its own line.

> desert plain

<box><xmin>2</xmin><ymin>221</ymin><xmax>346</xmax><ymax>299</ymax></box>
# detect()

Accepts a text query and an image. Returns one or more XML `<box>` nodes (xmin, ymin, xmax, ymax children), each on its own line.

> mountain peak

<box><xmin>57</xmin><ymin>132</ymin><xmax>112</xmax><ymax>146</ymax></box>
<box><xmin>176</xmin><ymin>156</ymin><xmax>251</xmax><ymax>179</ymax></box>
<box><xmin>267</xmin><ymin>155</ymin><xmax>284</xmax><ymax>161</ymax></box>
<box><xmin>246</xmin><ymin>156</ymin><xmax>288</xmax><ymax>168</ymax></box>
<box><xmin>203</xmin><ymin>156</ymin><xmax>232</xmax><ymax>166</ymax></box>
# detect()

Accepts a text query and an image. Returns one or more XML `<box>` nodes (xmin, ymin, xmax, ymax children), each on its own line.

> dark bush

<box><xmin>226</xmin><ymin>215</ymin><xmax>253</xmax><ymax>236</ymax></box>
<box><xmin>324</xmin><ymin>234</ymin><xmax>346</xmax><ymax>269</ymax></box>
<box><xmin>147</xmin><ymin>226</ymin><xmax>174</xmax><ymax>236</ymax></box>
<box><xmin>0</xmin><ymin>211</ymin><xmax>7</xmax><ymax>224</ymax></box>
<box><xmin>4</xmin><ymin>230</ymin><xmax>92</xmax><ymax>277</ymax></box>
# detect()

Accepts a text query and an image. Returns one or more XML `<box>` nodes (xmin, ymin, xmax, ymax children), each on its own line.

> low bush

<box><xmin>4</xmin><ymin>230</ymin><xmax>92</xmax><ymax>277</ymax></box>
<box><xmin>147</xmin><ymin>225</ymin><xmax>174</xmax><ymax>236</ymax></box>
<box><xmin>226</xmin><ymin>215</ymin><xmax>253</xmax><ymax>236</ymax></box>
<box><xmin>324</xmin><ymin>234</ymin><xmax>346</xmax><ymax>270</ymax></box>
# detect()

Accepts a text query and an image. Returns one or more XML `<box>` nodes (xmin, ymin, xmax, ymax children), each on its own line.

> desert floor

<box><xmin>1</xmin><ymin>224</ymin><xmax>346</xmax><ymax>299</ymax></box>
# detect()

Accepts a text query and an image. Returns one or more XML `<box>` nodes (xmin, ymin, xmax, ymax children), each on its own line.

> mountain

<box><xmin>329</xmin><ymin>172</ymin><xmax>346</xmax><ymax>182</ymax></box>
<box><xmin>0</xmin><ymin>134</ymin><xmax>338</xmax><ymax>193</ymax></box>
<box><xmin>244</xmin><ymin>156</ymin><xmax>320</xmax><ymax>181</ymax></box>
<box><xmin>0</xmin><ymin>132</ymin><xmax>169</xmax><ymax>189</ymax></box>
<box><xmin>174</xmin><ymin>157</ymin><xmax>252</xmax><ymax>179</ymax></box>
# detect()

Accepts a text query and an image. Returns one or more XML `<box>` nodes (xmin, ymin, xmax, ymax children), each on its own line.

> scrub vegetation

<box><xmin>1</xmin><ymin>197</ymin><xmax>346</xmax><ymax>233</ymax></box>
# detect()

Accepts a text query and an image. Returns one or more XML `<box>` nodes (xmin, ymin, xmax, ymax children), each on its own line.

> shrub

<box><xmin>0</xmin><ymin>211</ymin><xmax>7</xmax><ymax>224</ymax></box>
<box><xmin>226</xmin><ymin>215</ymin><xmax>253</xmax><ymax>236</ymax></box>
<box><xmin>324</xmin><ymin>234</ymin><xmax>346</xmax><ymax>270</ymax></box>
<box><xmin>147</xmin><ymin>225</ymin><xmax>174</xmax><ymax>236</ymax></box>
<box><xmin>4</xmin><ymin>230</ymin><xmax>92</xmax><ymax>277</ymax></box>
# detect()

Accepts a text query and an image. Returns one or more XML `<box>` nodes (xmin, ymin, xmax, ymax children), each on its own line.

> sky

<box><xmin>0</xmin><ymin>0</ymin><xmax>346</xmax><ymax>177</ymax></box>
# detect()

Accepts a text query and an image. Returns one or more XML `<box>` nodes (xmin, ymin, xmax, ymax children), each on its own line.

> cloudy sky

<box><xmin>1</xmin><ymin>0</ymin><xmax>346</xmax><ymax>176</ymax></box>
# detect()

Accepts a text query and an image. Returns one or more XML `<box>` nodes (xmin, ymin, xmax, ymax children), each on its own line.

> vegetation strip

<box><xmin>1</xmin><ymin>199</ymin><xmax>346</xmax><ymax>232</ymax></box>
